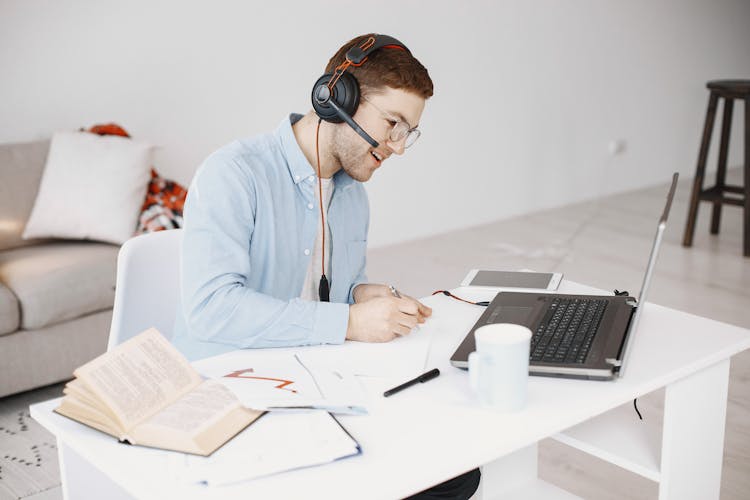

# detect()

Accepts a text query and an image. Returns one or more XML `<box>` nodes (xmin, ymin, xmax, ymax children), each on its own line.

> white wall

<box><xmin>2</xmin><ymin>0</ymin><xmax>749</xmax><ymax>247</ymax></box>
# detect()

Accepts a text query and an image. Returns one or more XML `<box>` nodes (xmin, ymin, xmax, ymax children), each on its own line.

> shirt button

<box><xmin>304</xmin><ymin>249</ymin><xmax>310</xmax><ymax>256</ymax></box>
<box><xmin>294</xmin><ymin>175</ymin><xmax>301</xmax><ymax>181</ymax></box>
<box><xmin>307</xmin><ymin>203</ymin><xmax>314</xmax><ymax>210</ymax></box>
<box><xmin>308</xmin><ymin>176</ymin><xmax>314</xmax><ymax>182</ymax></box>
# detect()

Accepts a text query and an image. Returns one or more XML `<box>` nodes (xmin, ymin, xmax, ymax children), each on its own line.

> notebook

<box><xmin>450</xmin><ymin>173</ymin><xmax>679</xmax><ymax>380</ymax></box>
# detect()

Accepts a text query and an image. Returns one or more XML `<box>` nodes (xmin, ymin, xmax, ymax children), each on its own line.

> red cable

<box><xmin>315</xmin><ymin>119</ymin><xmax>325</xmax><ymax>277</ymax></box>
<box><xmin>432</xmin><ymin>290</ymin><xmax>488</xmax><ymax>307</ymax></box>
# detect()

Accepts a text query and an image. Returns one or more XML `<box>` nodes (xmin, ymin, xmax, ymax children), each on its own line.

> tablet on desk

<box><xmin>460</xmin><ymin>270</ymin><xmax>562</xmax><ymax>292</ymax></box>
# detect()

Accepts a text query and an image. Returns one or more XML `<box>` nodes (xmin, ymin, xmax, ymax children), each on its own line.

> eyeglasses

<box><xmin>362</xmin><ymin>96</ymin><xmax>421</xmax><ymax>148</ymax></box>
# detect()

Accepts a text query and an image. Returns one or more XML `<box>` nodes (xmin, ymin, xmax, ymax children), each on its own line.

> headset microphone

<box><xmin>324</xmin><ymin>97</ymin><xmax>379</xmax><ymax>148</ymax></box>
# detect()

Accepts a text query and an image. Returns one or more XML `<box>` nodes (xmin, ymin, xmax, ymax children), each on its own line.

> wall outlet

<box><xmin>608</xmin><ymin>139</ymin><xmax>627</xmax><ymax>156</ymax></box>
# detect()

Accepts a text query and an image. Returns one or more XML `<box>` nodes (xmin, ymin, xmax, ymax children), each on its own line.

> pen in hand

<box><xmin>383</xmin><ymin>368</ymin><xmax>440</xmax><ymax>397</ymax></box>
<box><xmin>389</xmin><ymin>284</ymin><xmax>425</xmax><ymax>330</ymax></box>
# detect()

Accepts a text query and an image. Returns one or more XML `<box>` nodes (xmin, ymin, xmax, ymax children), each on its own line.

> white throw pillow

<box><xmin>23</xmin><ymin>131</ymin><xmax>154</xmax><ymax>245</ymax></box>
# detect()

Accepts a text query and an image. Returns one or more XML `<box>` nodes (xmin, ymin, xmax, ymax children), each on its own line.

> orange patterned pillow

<box><xmin>136</xmin><ymin>168</ymin><xmax>187</xmax><ymax>234</ymax></box>
<box><xmin>86</xmin><ymin>123</ymin><xmax>187</xmax><ymax>234</ymax></box>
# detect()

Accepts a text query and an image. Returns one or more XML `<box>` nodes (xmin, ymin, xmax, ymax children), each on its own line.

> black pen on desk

<box><xmin>383</xmin><ymin>368</ymin><xmax>440</xmax><ymax>397</ymax></box>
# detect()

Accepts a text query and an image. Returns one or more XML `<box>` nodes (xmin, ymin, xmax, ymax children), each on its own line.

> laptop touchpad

<box><xmin>488</xmin><ymin>306</ymin><xmax>534</xmax><ymax>326</ymax></box>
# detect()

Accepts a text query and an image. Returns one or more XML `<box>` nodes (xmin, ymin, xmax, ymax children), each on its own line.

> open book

<box><xmin>55</xmin><ymin>328</ymin><xmax>263</xmax><ymax>456</ymax></box>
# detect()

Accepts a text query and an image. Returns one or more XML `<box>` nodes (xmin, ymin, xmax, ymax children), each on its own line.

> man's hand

<box><xmin>352</xmin><ymin>284</ymin><xmax>433</xmax><ymax>324</ymax></box>
<box><xmin>404</xmin><ymin>293</ymin><xmax>433</xmax><ymax>324</ymax></box>
<box><xmin>352</xmin><ymin>283</ymin><xmax>392</xmax><ymax>303</ymax></box>
<box><xmin>346</xmin><ymin>296</ymin><xmax>420</xmax><ymax>342</ymax></box>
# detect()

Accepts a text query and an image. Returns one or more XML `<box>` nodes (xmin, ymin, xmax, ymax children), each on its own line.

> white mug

<box><xmin>468</xmin><ymin>323</ymin><xmax>531</xmax><ymax>412</ymax></box>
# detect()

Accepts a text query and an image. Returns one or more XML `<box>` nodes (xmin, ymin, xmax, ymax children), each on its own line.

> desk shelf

<box><xmin>551</xmin><ymin>401</ymin><xmax>663</xmax><ymax>481</ymax></box>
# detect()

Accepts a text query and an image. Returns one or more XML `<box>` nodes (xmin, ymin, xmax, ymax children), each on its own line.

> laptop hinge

<box><xmin>611</xmin><ymin>301</ymin><xmax>639</xmax><ymax>375</ymax></box>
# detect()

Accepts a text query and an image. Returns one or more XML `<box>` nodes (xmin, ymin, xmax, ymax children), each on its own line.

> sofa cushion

<box><xmin>0</xmin><ymin>241</ymin><xmax>118</xmax><ymax>330</ymax></box>
<box><xmin>22</xmin><ymin>131</ymin><xmax>153</xmax><ymax>245</ymax></box>
<box><xmin>0</xmin><ymin>139</ymin><xmax>50</xmax><ymax>251</ymax></box>
<box><xmin>0</xmin><ymin>282</ymin><xmax>20</xmax><ymax>336</ymax></box>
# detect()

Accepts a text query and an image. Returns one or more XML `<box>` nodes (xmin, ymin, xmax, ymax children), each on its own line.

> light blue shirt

<box><xmin>171</xmin><ymin>114</ymin><xmax>370</xmax><ymax>361</ymax></box>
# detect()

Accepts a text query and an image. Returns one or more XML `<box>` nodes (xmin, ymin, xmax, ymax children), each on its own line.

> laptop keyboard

<box><xmin>530</xmin><ymin>298</ymin><xmax>608</xmax><ymax>364</ymax></box>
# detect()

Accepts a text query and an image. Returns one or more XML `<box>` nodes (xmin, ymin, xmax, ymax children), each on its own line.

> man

<box><xmin>172</xmin><ymin>33</ymin><xmax>434</xmax><ymax>359</ymax></box>
<box><xmin>172</xmin><ymin>33</ymin><xmax>479</xmax><ymax>499</ymax></box>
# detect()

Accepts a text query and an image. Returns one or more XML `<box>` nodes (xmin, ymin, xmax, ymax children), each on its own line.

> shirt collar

<box><xmin>277</xmin><ymin>114</ymin><xmax>357</xmax><ymax>190</ymax></box>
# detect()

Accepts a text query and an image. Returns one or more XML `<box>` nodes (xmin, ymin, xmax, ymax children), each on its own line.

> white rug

<box><xmin>0</xmin><ymin>385</ymin><xmax>63</xmax><ymax>500</ymax></box>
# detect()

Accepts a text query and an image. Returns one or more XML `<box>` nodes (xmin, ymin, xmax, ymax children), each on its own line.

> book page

<box><xmin>64</xmin><ymin>379</ymin><xmax>120</xmax><ymax>422</ymax></box>
<box><xmin>131</xmin><ymin>379</ymin><xmax>262</xmax><ymax>455</ymax></box>
<box><xmin>136</xmin><ymin>380</ymin><xmax>241</xmax><ymax>436</ymax></box>
<box><xmin>75</xmin><ymin>328</ymin><xmax>203</xmax><ymax>430</ymax></box>
<box><xmin>64</xmin><ymin>378</ymin><xmax>100</xmax><ymax>407</ymax></box>
<box><xmin>56</xmin><ymin>395</ymin><xmax>121</xmax><ymax>437</ymax></box>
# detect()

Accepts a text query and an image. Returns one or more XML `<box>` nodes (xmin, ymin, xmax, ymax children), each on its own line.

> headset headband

<box><xmin>328</xmin><ymin>35</ymin><xmax>408</xmax><ymax>91</ymax></box>
<box><xmin>346</xmin><ymin>34</ymin><xmax>408</xmax><ymax>65</ymax></box>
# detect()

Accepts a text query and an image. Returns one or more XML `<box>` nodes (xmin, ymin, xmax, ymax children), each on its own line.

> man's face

<box><xmin>331</xmin><ymin>87</ymin><xmax>426</xmax><ymax>182</ymax></box>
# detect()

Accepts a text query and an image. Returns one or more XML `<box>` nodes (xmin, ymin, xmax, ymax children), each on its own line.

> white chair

<box><xmin>108</xmin><ymin>229</ymin><xmax>183</xmax><ymax>351</ymax></box>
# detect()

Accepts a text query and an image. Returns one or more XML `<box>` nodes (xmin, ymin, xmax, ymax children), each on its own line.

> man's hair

<box><xmin>325</xmin><ymin>34</ymin><xmax>433</xmax><ymax>99</ymax></box>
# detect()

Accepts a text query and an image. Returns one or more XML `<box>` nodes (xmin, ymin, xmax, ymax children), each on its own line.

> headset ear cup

<box><xmin>311</xmin><ymin>73</ymin><xmax>360</xmax><ymax>123</ymax></box>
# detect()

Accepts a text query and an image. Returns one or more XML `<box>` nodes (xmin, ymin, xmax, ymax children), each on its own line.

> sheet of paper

<box><xmin>299</xmin><ymin>293</ymin><xmax>444</xmax><ymax>379</ymax></box>
<box><xmin>299</xmin><ymin>333</ymin><xmax>429</xmax><ymax>379</ymax></box>
<box><xmin>168</xmin><ymin>410</ymin><xmax>360</xmax><ymax>486</ymax></box>
<box><xmin>197</xmin><ymin>352</ymin><xmax>367</xmax><ymax>415</ymax></box>
<box><xmin>194</xmin><ymin>293</ymin><xmax>443</xmax><ymax>392</ymax></box>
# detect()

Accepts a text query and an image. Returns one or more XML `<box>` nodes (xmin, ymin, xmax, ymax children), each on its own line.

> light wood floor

<box><xmin>367</xmin><ymin>168</ymin><xmax>749</xmax><ymax>499</ymax></box>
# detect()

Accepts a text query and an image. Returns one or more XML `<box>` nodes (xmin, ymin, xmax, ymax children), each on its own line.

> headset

<box><xmin>311</xmin><ymin>34</ymin><xmax>409</xmax><ymax>148</ymax></box>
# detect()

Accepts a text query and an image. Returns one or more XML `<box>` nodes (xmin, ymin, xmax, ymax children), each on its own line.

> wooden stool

<box><xmin>683</xmin><ymin>80</ymin><xmax>750</xmax><ymax>257</ymax></box>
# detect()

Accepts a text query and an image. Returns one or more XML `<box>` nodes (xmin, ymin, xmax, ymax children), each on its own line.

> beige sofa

<box><xmin>0</xmin><ymin>139</ymin><xmax>117</xmax><ymax>397</ymax></box>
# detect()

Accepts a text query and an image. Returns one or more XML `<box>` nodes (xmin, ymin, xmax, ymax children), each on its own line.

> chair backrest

<box><xmin>108</xmin><ymin>229</ymin><xmax>183</xmax><ymax>351</ymax></box>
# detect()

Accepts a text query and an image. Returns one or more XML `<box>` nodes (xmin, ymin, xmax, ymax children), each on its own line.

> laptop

<box><xmin>450</xmin><ymin>173</ymin><xmax>679</xmax><ymax>380</ymax></box>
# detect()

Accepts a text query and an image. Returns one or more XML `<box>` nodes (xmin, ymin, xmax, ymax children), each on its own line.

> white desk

<box><xmin>31</xmin><ymin>281</ymin><xmax>750</xmax><ymax>499</ymax></box>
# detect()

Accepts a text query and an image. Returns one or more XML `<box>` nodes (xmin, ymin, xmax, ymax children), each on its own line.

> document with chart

<box><xmin>198</xmin><ymin>351</ymin><xmax>368</xmax><ymax>415</ymax></box>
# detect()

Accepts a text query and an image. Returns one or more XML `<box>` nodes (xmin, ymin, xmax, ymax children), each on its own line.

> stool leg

<box><xmin>711</xmin><ymin>98</ymin><xmax>733</xmax><ymax>234</ymax></box>
<box><xmin>744</xmin><ymin>97</ymin><xmax>749</xmax><ymax>257</ymax></box>
<box><xmin>684</xmin><ymin>93</ymin><xmax>719</xmax><ymax>247</ymax></box>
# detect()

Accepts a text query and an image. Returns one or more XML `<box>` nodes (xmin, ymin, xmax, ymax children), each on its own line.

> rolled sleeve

<box><xmin>314</xmin><ymin>301</ymin><xmax>349</xmax><ymax>344</ymax></box>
